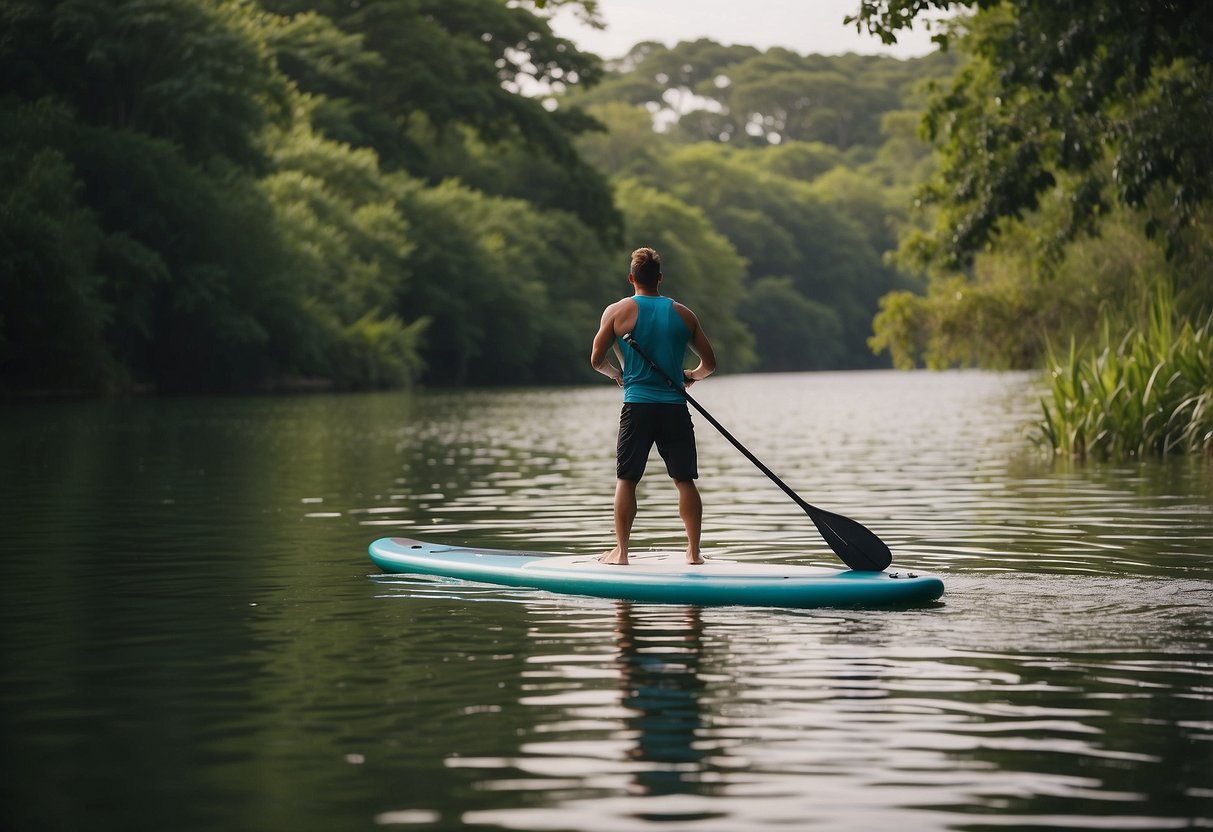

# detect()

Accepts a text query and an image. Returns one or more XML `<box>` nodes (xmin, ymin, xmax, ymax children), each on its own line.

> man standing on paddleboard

<box><xmin>590</xmin><ymin>247</ymin><xmax>717</xmax><ymax>565</ymax></box>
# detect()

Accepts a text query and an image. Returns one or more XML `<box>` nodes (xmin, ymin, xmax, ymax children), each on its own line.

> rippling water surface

<box><xmin>1</xmin><ymin>371</ymin><xmax>1210</xmax><ymax>831</ymax></box>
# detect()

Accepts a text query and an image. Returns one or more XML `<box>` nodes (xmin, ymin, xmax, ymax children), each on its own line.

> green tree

<box><xmin>584</xmin><ymin>41</ymin><xmax>939</xmax><ymax>153</ymax></box>
<box><xmin>0</xmin><ymin>0</ymin><xmax>310</xmax><ymax>392</ymax></box>
<box><xmin>2</xmin><ymin>0</ymin><xmax>628</xmax><ymax>394</ymax></box>
<box><xmin>573</xmin><ymin>102</ymin><xmax>670</xmax><ymax>179</ymax></box>
<box><xmin>0</xmin><ymin>100</ymin><xmax>110</xmax><ymax>392</ymax></box>
<box><xmin>259</xmin><ymin>9</ymin><xmax>385</xmax><ymax>148</ymax></box>
<box><xmin>2</xmin><ymin>0</ymin><xmax>291</xmax><ymax>167</ymax></box>
<box><xmin>727</xmin><ymin>68</ymin><xmax>895</xmax><ymax>148</ymax></box>
<box><xmin>614</xmin><ymin>179</ymin><xmax>756</xmax><ymax>372</ymax></box>
<box><xmin>739</xmin><ymin>277</ymin><xmax>844</xmax><ymax>371</ymax></box>
<box><xmin>624</xmin><ymin>38</ymin><xmax>761</xmax><ymax>107</ymax></box>
<box><xmin>75</xmin><ymin>124</ymin><xmax>308</xmax><ymax>390</ymax></box>
<box><xmin>860</xmin><ymin>0</ymin><xmax>1213</xmax><ymax>379</ymax></box>
<box><xmin>261</xmin><ymin>0</ymin><xmax>602</xmax><ymax>166</ymax></box>
<box><xmin>660</xmin><ymin>144</ymin><xmax>895</xmax><ymax>365</ymax></box>
<box><xmin>808</xmin><ymin>167</ymin><xmax>900</xmax><ymax>256</ymax></box>
<box><xmin>260</xmin><ymin>122</ymin><xmax>425</xmax><ymax>388</ymax></box>
<box><xmin>849</xmin><ymin>0</ymin><xmax>1213</xmax><ymax>266</ymax></box>
<box><xmin>744</xmin><ymin>140</ymin><xmax>844</xmax><ymax>182</ymax></box>
<box><xmin>262</xmin><ymin>0</ymin><xmax>620</xmax><ymax>245</ymax></box>
<box><xmin>871</xmin><ymin>209</ymin><xmax>1190</xmax><ymax>370</ymax></box>
<box><xmin>397</xmin><ymin>179</ymin><xmax>615</xmax><ymax>386</ymax></box>
<box><xmin>415</xmin><ymin>123</ymin><xmax>622</xmax><ymax>242</ymax></box>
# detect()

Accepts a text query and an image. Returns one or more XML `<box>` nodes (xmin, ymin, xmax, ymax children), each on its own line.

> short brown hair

<box><xmin>630</xmin><ymin>247</ymin><xmax>661</xmax><ymax>287</ymax></box>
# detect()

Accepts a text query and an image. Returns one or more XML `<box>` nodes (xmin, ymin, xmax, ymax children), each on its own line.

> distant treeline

<box><xmin>10</xmin><ymin>1</ymin><xmax>1204</xmax><ymax>406</ymax></box>
<box><xmin>566</xmin><ymin>41</ymin><xmax>960</xmax><ymax>371</ymax></box>
<box><xmin>0</xmin><ymin>0</ymin><xmax>955</xmax><ymax>395</ymax></box>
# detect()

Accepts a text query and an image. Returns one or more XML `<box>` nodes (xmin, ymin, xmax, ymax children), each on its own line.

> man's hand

<box><xmin>682</xmin><ymin>370</ymin><xmax>696</xmax><ymax>388</ymax></box>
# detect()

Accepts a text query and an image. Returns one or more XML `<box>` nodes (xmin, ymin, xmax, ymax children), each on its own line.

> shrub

<box><xmin>1038</xmin><ymin>296</ymin><xmax>1213</xmax><ymax>458</ymax></box>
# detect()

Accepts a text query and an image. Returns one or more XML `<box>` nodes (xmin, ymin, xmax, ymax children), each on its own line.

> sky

<box><xmin>545</xmin><ymin>0</ymin><xmax>943</xmax><ymax>62</ymax></box>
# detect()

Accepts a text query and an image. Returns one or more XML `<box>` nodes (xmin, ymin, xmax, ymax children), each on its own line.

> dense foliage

<box><xmin>1038</xmin><ymin>294</ymin><xmax>1212</xmax><ymax>459</ymax></box>
<box><xmin>854</xmin><ymin>0</ymin><xmax>1213</xmax><ymax>458</ymax></box>
<box><xmin>566</xmin><ymin>42</ymin><xmax>958</xmax><ymax>370</ymax></box>
<box><xmin>852</xmin><ymin>0</ymin><xmax>1213</xmax><ymax>262</ymax></box>
<box><xmin>0</xmin><ymin>0</ymin><xmax>624</xmax><ymax>393</ymax></box>
<box><xmin>12</xmin><ymin>0</ymin><xmax>1205</xmax><ymax>438</ymax></box>
<box><xmin>1</xmin><ymin>0</ymin><xmax>961</xmax><ymax>394</ymax></box>
<box><xmin>861</xmin><ymin>1</ymin><xmax>1213</xmax><ymax>369</ymax></box>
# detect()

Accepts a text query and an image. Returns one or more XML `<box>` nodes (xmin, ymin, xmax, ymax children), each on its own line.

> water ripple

<box><xmin>1</xmin><ymin>372</ymin><xmax>1210</xmax><ymax>831</ymax></box>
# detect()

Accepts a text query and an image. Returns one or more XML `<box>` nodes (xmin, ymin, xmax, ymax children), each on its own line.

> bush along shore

<box><xmin>1038</xmin><ymin>297</ymin><xmax>1213</xmax><ymax>459</ymax></box>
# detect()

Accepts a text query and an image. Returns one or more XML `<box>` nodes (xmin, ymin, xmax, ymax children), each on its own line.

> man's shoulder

<box><xmin>599</xmin><ymin>297</ymin><xmax>637</xmax><ymax>332</ymax></box>
<box><xmin>671</xmin><ymin>300</ymin><xmax>699</xmax><ymax>328</ymax></box>
<box><xmin>604</xmin><ymin>296</ymin><xmax>637</xmax><ymax>316</ymax></box>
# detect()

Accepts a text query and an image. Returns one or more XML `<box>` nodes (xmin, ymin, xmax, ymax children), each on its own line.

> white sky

<box><xmin>546</xmin><ymin>0</ymin><xmax>943</xmax><ymax>62</ymax></box>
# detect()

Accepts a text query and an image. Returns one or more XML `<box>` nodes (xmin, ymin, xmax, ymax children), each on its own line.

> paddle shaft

<box><xmin>621</xmin><ymin>334</ymin><xmax>811</xmax><ymax>512</ymax></box>
<box><xmin>620</xmin><ymin>332</ymin><xmax>892</xmax><ymax>571</ymax></box>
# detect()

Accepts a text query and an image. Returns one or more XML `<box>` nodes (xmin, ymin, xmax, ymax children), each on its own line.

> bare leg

<box><xmin>675</xmin><ymin>479</ymin><xmax>704</xmax><ymax>564</ymax></box>
<box><xmin>600</xmin><ymin>478</ymin><xmax>637</xmax><ymax>565</ymax></box>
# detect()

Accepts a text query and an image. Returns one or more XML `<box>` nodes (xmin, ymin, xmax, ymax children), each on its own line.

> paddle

<box><xmin>622</xmin><ymin>333</ymin><xmax>892</xmax><ymax>572</ymax></box>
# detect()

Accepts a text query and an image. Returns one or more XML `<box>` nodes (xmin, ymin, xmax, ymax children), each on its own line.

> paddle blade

<box><xmin>805</xmin><ymin>504</ymin><xmax>892</xmax><ymax>572</ymax></box>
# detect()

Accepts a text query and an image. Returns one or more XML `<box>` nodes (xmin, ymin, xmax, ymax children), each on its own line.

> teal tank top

<box><xmin>619</xmin><ymin>295</ymin><xmax>691</xmax><ymax>404</ymax></box>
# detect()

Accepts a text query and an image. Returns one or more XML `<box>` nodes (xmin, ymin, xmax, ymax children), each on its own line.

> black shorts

<box><xmin>617</xmin><ymin>403</ymin><xmax>698</xmax><ymax>482</ymax></box>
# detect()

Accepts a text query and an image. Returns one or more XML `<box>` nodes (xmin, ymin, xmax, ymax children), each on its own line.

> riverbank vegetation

<box><xmin>2</xmin><ymin>1</ymin><xmax>1209</xmax><ymax>458</ymax></box>
<box><xmin>1</xmin><ymin>0</ymin><xmax>958</xmax><ymax>396</ymax></box>
<box><xmin>1039</xmin><ymin>294</ymin><xmax>1212</xmax><ymax>459</ymax></box>
<box><xmin>856</xmin><ymin>0</ymin><xmax>1212</xmax><ymax>457</ymax></box>
<box><xmin>1</xmin><ymin>0</ymin><xmax>623</xmax><ymax>393</ymax></box>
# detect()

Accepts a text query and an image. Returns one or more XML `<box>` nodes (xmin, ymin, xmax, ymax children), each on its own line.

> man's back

<box><xmin>620</xmin><ymin>295</ymin><xmax>690</xmax><ymax>404</ymax></box>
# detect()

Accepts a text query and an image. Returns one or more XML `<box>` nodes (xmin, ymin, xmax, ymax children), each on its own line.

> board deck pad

<box><xmin>369</xmin><ymin>537</ymin><xmax>944</xmax><ymax>609</ymax></box>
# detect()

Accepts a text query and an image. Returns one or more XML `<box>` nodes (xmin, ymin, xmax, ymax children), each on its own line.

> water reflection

<box><xmin>612</xmin><ymin>603</ymin><xmax>709</xmax><ymax>800</ymax></box>
<box><xmin>462</xmin><ymin>596</ymin><xmax>1213</xmax><ymax>832</ymax></box>
<box><xmin>0</xmin><ymin>372</ymin><xmax>1210</xmax><ymax>832</ymax></box>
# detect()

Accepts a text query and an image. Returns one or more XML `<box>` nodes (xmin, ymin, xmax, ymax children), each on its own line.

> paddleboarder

<box><xmin>590</xmin><ymin>247</ymin><xmax>717</xmax><ymax>566</ymax></box>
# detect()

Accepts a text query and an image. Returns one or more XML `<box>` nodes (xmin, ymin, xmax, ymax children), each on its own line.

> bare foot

<box><xmin>598</xmin><ymin>547</ymin><xmax>629</xmax><ymax>566</ymax></box>
<box><xmin>686</xmin><ymin>552</ymin><xmax>705</xmax><ymax>565</ymax></box>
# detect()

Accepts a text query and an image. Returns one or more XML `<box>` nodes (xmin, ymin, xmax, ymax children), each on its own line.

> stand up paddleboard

<box><xmin>369</xmin><ymin>537</ymin><xmax>944</xmax><ymax>608</ymax></box>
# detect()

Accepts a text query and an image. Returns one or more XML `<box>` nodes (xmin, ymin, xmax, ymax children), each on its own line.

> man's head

<box><xmin>629</xmin><ymin>247</ymin><xmax>662</xmax><ymax>288</ymax></box>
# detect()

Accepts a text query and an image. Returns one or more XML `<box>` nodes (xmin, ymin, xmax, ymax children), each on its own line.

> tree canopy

<box><xmin>850</xmin><ymin>0</ymin><xmax>1213</xmax><ymax>266</ymax></box>
<box><xmin>0</xmin><ymin>0</ymin><xmax>619</xmax><ymax>393</ymax></box>
<box><xmin>3</xmin><ymin>1</ymin><xmax>963</xmax><ymax>395</ymax></box>
<box><xmin>860</xmin><ymin>0</ymin><xmax>1213</xmax><ymax>371</ymax></box>
<box><xmin>564</xmin><ymin>41</ymin><xmax>953</xmax><ymax>370</ymax></box>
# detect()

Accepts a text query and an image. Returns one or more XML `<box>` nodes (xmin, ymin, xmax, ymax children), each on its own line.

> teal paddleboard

<box><xmin>368</xmin><ymin>537</ymin><xmax>944</xmax><ymax>608</ymax></box>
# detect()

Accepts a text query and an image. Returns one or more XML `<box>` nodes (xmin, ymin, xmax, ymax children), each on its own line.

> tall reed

<box><xmin>1037</xmin><ymin>294</ymin><xmax>1213</xmax><ymax>459</ymax></box>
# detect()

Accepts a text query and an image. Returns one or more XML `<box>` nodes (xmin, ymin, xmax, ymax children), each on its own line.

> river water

<box><xmin>1</xmin><ymin>371</ymin><xmax>1210</xmax><ymax>831</ymax></box>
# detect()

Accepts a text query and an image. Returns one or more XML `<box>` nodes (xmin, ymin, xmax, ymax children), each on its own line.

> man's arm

<box><xmin>590</xmin><ymin>304</ymin><xmax>624</xmax><ymax>386</ymax></box>
<box><xmin>680</xmin><ymin>307</ymin><xmax>717</xmax><ymax>387</ymax></box>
